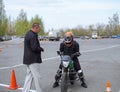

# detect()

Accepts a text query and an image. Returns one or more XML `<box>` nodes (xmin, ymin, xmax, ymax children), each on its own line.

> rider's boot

<box><xmin>78</xmin><ymin>70</ymin><xmax>88</xmax><ymax>88</ymax></box>
<box><xmin>53</xmin><ymin>81</ymin><xmax>59</xmax><ymax>88</ymax></box>
<box><xmin>80</xmin><ymin>78</ymin><xmax>87</xmax><ymax>88</ymax></box>
<box><xmin>53</xmin><ymin>69</ymin><xmax>62</xmax><ymax>88</ymax></box>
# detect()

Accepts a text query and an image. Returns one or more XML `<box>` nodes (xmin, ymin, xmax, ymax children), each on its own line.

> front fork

<box><xmin>62</xmin><ymin>67</ymin><xmax>68</xmax><ymax>82</ymax></box>
<box><xmin>62</xmin><ymin>68</ymin><xmax>75</xmax><ymax>82</ymax></box>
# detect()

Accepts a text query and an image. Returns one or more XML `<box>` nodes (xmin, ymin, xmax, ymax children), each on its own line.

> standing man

<box><xmin>23</xmin><ymin>23</ymin><xmax>44</xmax><ymax>92</ymax></box>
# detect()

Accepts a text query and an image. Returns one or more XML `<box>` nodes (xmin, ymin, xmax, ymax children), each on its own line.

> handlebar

<box><xmin>57</xmin><ymin>51</ymin><xmax>81</xmax><ymax>56</ymax></box>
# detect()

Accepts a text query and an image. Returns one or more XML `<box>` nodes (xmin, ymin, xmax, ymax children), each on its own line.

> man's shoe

<box><xmin>81</xmin><ymin>82</ymin><xmax>87</xmax><ymax>88</ymax></box>
<box><xmin>53</xmin><ymin>82</ymin><xmax>59</xmax><ymax>88</ymax></box>
<box><xmin>70</xmin><ymin>81</ymin><xmax>74</xmax><ymax>85</ymax></box>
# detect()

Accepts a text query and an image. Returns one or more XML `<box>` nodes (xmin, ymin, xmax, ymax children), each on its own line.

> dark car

<box><xmin>0</xmin><ymin>35</ymin><xmax>12</xmax><ymax>41</ymax></box>
<box><xmin>5</xmin><ymin>36</ymin><xmax>12</xmax><ymax>41</ymax></box>
<box><xmin>0</xmin><ymin>36</ymin><xmax>5</xmax><ymax>41</ymax></box>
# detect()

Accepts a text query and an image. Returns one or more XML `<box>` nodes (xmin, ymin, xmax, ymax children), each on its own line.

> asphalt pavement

<box><xmin>0</xmin><ymin>38</ymin><xmax>120</xmax><ymax>92</ymax></box>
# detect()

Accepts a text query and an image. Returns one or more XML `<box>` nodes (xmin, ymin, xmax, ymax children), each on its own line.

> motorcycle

<box><xmin>57</xmin><ymin>51</ymin><xmax>80</xmax><ymax>92</ymax></box>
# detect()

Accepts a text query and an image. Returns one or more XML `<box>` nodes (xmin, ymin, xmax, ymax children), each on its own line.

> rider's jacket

<box><xmin>60</xmin><ymin>40</ymin><xmax>80</xmax><ymax>59</ymax></box>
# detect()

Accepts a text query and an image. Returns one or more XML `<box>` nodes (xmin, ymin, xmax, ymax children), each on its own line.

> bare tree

<box><xmin>108</xmin><ymin>13</ymin><xmax>120</xmax><ymax>35</ymax></box>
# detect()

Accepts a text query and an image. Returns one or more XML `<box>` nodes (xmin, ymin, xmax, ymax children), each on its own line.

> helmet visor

<box><xmin>64</xmin><ymin>36</ymin><xmax>72</xmax><ymax>43</ymax></box>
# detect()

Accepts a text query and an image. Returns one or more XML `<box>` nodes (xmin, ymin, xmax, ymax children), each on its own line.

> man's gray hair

<box><xmin>32</xmin><ymin>23</ymin><xmax>40</xmax><ymax>28</ymax></box>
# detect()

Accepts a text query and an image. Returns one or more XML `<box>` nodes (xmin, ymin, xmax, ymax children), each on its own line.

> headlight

<box><xmin>62</xmin><ymin>61</ymin><xmax>69</xmax><ymax>68</ymax></box>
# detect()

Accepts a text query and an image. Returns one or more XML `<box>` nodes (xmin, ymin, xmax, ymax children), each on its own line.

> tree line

<box><xmin>0</xmin><ymin>0</ymin><xmax>120</xmax><ymax>37</ymax></box>
<box><xmin>0</xmin><ymin>0</ymin><xmax>44</xmax><ymax>36</ymax></box>
<box><xmin>57</xmin><ymin>13</ymin><xmax>120</xmax><ymax>37</ymax></box>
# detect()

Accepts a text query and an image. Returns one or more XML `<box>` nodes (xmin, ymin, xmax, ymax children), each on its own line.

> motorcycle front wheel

<box><xmin>61</xmin><ymin>72</ymin><xmax>68</xmax><ymax>92</ymax></box>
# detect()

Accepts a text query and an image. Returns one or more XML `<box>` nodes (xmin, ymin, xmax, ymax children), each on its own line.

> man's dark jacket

<box><xmin>23</xmin><ymin>30</ymin><xmax>43</xmax><ymax>65</ymax></box>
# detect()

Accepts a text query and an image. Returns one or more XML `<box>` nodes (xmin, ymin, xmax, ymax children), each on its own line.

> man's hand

<box><xmin>41</xmin><ymin>47</ymin><xmax>44</xmax><ymax>52</ymax></box>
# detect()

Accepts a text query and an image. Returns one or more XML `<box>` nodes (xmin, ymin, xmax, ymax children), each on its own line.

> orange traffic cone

<box><xmin>5</xmin><ymin>42</ymin><xmax>8</xmax><ymax>48</ymax></box>
<box><xmin>106</xmin><ymin>82</ymin><xmax>112</xmax><ymax>92</ymax></box>
<box><xmin>0</xmin><ymin>48</ymin><xmax>2</xmax><ymax>52</ymax></box>
<box><xmin>8</xmin><ymin>69</ymin><xmax>20</xmax><ymax>90</ymax></box>
<box><xmin>19</xmin><ymin>43</ymin><xmax>23</xmax><ymax>48</ymax></box>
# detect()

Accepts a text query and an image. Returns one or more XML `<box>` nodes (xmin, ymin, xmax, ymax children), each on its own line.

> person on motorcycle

<box><xmin>53</xmin><ymin>31</ymin><xmax>87</xmax><ymax>88</ymax></box>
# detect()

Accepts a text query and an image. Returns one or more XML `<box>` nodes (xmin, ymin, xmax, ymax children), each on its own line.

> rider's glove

<box><xmin>71</xmin><ymin>52</ymin><xmax>81</xmax><ymax>59</ymax></box>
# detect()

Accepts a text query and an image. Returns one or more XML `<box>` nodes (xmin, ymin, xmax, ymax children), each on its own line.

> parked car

<box><xmin>117</xmin><ymin>35</ymin><xmax>120</xmax><ymax>38</ymax></box>
<box><xmin>0</xmin><ymin>35</ymin><xmax>12</xmax><ymax>41</ymax></box>
<box><xmin>38</xmin><ymin>36</ymin><xmax>48</xmax><ymax>41</ymax></box>
<box><xmin>111</xmin><ymin>35</ymin><xmax>118</xmax><ymax>39</ymax></box>
<box><xmin>101</xmin><ymin>35</ymin><xmax>110</xmax><ymax>39</ymax></box>
<box><xmin>80</xmin><ymin>36</ymin><xmax>90</xmax><ymax>40</ymax></box>
<box><xmin>0</xmin><ymin>36</ymin><xmax>5</xmax><ymax>41</ymax></box>
<box><xmin>5</xmin><ymin>36</ymin><xmax>12</xmax><ymax>41</ymax></box>
<box><xmin>48</xmin><ymin>31</ymin><xmax>60</xmax><ymax>41</ymax></box>
<box><xmin>92</xmin><ymin>32</ymin><xmax>98</xmax><ymax>39</ymax></box>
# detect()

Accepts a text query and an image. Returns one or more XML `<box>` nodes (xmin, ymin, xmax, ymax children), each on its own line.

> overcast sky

<box><xmin>4</xmin><ymin>0</ymin><xmax>120</xmax><ymax>31</ymax></box>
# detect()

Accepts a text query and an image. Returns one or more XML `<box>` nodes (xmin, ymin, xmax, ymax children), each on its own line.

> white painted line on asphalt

<box><xmin>0</xmin><ymin>57</ymin><xmax>59</xmax><ymax>70</ymax></box>
<box><xmin>82</xmin><ymin>44</ymin><xmax>120</xmax><ymax>53</ymax></box>
<box><xmin>0</xmin><ymin>83</ymin><xmax>9</xmax><ymax>87</ymax></box>
<box><xmin>0</xmin><ymin>83</ymin><xmax>36</xmax><ymax>92</ymax></box>
<box><xmin>42</xmin><ymin>56</ymin><xmax>59</xmax><ymax>61</ymax></box>
<box><xmin>0</xmin><ymin>44</ymin><xmax>120</xmax><ymax>70</ymax></box>
<box><xmin>0</xmin><ymin>64</ymin><xmax>23</xmax><ymax>70</ymax></box>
